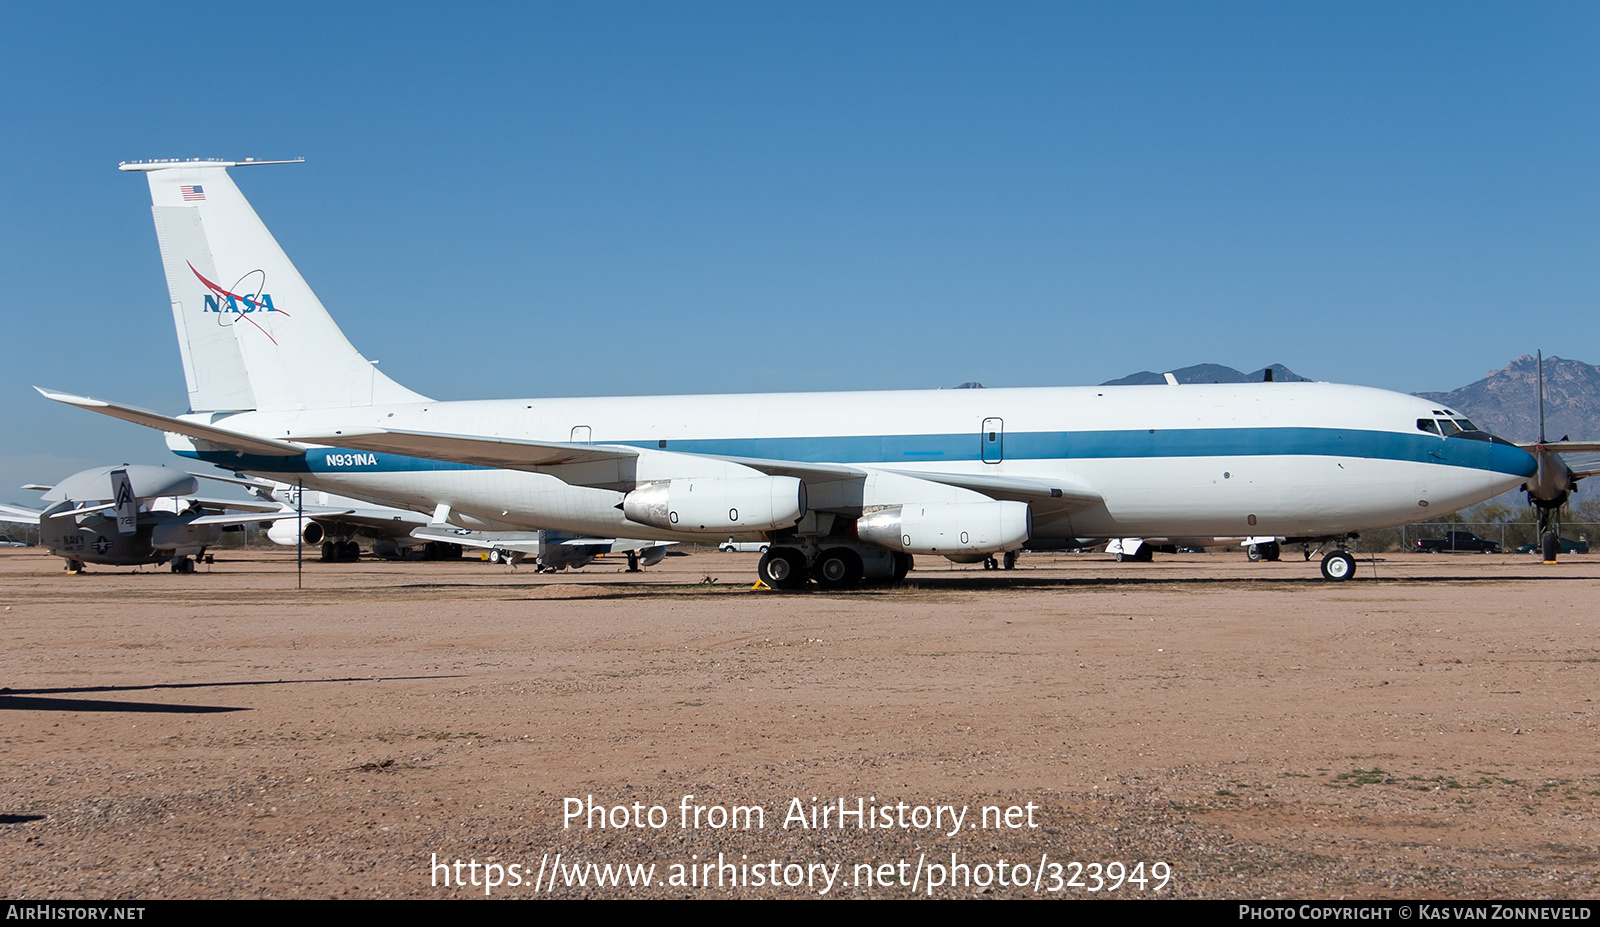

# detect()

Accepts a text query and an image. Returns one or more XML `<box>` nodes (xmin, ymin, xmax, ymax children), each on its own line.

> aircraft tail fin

<box><xmin>121</xmin><ymin>159</ymin><xmax>429</xmax><ymax>413</ymax></box>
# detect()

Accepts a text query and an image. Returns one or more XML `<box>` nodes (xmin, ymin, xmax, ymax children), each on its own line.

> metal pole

<box><xmin>297</xmin><ymin>478</ymin><xmax>303</xmax><ymax>590</ymax></box>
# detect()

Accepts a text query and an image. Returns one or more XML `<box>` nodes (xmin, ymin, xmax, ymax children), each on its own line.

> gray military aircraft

<box><xmin>409</xmin><ymin>525</ymin><xmax>671</xmax><ymax>572</ymax></box>
<box><xmin>0</xmin><ymin>465</ymin><xmax>316</xmax><ymax>572</ymax></box>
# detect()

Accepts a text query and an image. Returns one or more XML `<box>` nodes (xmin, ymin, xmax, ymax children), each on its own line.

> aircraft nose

<box><xmin>1490</xmin><ymin>437</ymin><xmax>1538</xmax><ymax>479</ymax></box>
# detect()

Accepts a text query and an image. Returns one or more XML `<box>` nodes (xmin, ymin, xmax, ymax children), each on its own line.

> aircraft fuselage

<box><xmin>169</xmin><ymin>380</ymin><xmax>1536</xmax><ymax>545</ymax></box>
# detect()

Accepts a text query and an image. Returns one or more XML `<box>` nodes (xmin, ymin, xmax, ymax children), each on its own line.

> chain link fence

<box><xmin>1363</xmin><ymin>522</ymin><xmax>1598</xmax><ymax>553</ymax></box>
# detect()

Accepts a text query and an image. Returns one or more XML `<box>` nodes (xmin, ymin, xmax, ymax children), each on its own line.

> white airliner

<box><xmin>39</xmin><ymin>159</ymin><xmax>1540</xmax><ymax>587</ymax></box>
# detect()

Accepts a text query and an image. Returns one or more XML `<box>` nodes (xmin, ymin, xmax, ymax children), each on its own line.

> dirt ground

<box><xmin>1</xmin><ymin>545</ymin><xmax>1596</xmax><ymax>899</ymax></box>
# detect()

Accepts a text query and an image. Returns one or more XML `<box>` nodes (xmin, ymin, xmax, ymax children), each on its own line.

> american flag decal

<box><xmin>180</xmin><ymin>185</ymin><xmax>206</xmax><ymax>201</ymax></box>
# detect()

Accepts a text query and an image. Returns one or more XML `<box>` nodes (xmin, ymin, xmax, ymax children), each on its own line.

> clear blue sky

<box><xmin>2</xmin><ymin>2</ymin><xmax>1596</xmax><ymax>493</ymax></box>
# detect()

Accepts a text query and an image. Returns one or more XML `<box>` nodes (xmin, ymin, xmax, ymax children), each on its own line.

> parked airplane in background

<box><xmin>201</xmin><ymin>471</ymin><xmax>670</xmax><ymax>568</ymax></box>
<box><xmin>0</xmin><ymin>465</ymin><xmax>307</xmax><ymax>572</ymax></box>
<box><xmin>39</xmin><ymin>159</ymin><xmax>1549</xmax><ymax>587</ymax></box>
<box><xmin>409</xmin><ymin>525</ymin><xmax>671</xmax><ymax>572</ymax></box>
<box><xmin>196</xmin><ymin>471</ymin><xmax>446</xmax><ymax>561</ymax></box>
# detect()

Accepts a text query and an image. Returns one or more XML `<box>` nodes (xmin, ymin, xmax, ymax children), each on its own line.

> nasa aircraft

<box><xmin>0</xmin><ymin>465</ymin><xmax>314</xmax><ymax>572</ymax></box>
<box><xmin>39</xmin><ymin>159</ymin><xmax>1545</xmax><ymax>588</ymax></box>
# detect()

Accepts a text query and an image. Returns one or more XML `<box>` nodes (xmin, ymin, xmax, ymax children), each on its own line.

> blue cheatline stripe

<box><xmin>177</xmin><ymin>447</ymin><xmax>487</xmax><ymax>474</ymax></box>
<box><xmin>178</xmin><ymin>427</ymin><xmax>1537</xmax><ymax>478</ymax></box>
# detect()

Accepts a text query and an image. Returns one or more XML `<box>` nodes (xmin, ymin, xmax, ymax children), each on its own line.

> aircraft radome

<box><xmin>39</xmin><ymin>159</ymin><xmax>1544</xmax><ymax>588</ymax></box>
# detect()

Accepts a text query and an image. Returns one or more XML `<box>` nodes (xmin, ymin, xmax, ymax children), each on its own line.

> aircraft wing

<box><xmin>411</xmin><ymin>527</ymin><xmax>670</xmax><ymax>555</ymax></box>
<box><xmin>37</xmin><ymin>388</ymin><xmax>305</xmax><ymax>457</ymax></box>
<box><xmin>190</xmin><ymin>472</ymin><xmax>278</xmax><ymax>493</ymax></box>
<box><xmin>0</xmin><ymin>503</ymin><xmax>44</xmax><ymax>525</ymax></box>
<box><xmin>694</xmin><ymin>456</ymin><xmax>869</xmax><ymax>483</ymax></box>
<box><xmin>879</xmin><ymin>469</ymin><xmax>1104</xmax><ymax>516</ymax></box>
<box><xmin>311</xmin><ymin>506</ymin><xmax>431</xmax><ymax>537</ymax></box>
<box><xmin>184</xmin><ymin>509</ymin><xmax>352</xmax><ymax>528</ymax></box>
<box><xmin>295</xmin><ymin>426</ymin><xmax>1107</xmax><ymax>516</ymax></box>
<box><xmin>1561</xmin><ymin>453</ymin><xmax>1600</xmax><ymax>480</ymax></box>
<box><xmin>410</xmin><ymin>527</ymin><xmax>545</xmax><ymax>554</ymax></box>
<box><xmin>295</xmin><ymin>428</ymin><xmax>639</xmax><ymax>470</ymax></box>
<box><xmin>189</xmin><ymin>496</ymin><xmax>284</xmax><ymax>514</ymax></box>
<box><xmin>1516</xmin><ymin>440</ymin><xmax>1600</xmax><ymax>454</ymax></box>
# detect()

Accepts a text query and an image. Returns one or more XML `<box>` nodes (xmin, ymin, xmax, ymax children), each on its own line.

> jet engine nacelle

<box><xmin>267</xmin><ymin>517</ymin><xmax>325</xmax><ymax>547</ymax></box>
<box><xmin>856</xmin><ymin>501</ymin><xmax>1031</xmax><ymax>556</ymax></box>
<box><xmin>622</xmin><ymin>477</ymin><xmax>806</xmax><ymax>534</ymax></box>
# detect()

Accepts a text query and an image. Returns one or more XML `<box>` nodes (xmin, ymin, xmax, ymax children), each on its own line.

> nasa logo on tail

<box><xmin>188</xmin><ymin>262</ymin><xmax>289</xmax><ymax>344</ymax></box>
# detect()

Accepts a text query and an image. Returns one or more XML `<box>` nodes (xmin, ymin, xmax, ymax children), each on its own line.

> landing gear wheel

<box><xmin>64</xmin><ymin>559</ymin><xmax>85</xmax><ymax>573</ymax></box>
<box><xmin>488</xmin><ymin>548</ymin><xmax>505</xmax><ymax>564</ymax></box>
<box><xmin>1131</xmin><ymin>545</ymin><xmax>1153</xmax><ymax>563</ymax></box>
<box><xmin>321</xmin><ymin>541</ymin><xmax>336</xmax><ymax>562</ymax></box>
<box><xmin>1260</xmin><ymin>541</ymin><xmax>1281</xmax><ymax>562</ymax></box>
<box><xmin>890</xmin><ymin>552</ymin><xmax>914</xmax><ymax>583</ymax></box>
<box><xmin>758</xmin><ymin>547</ymin><xmax>809</xmax><ymax>590</ymax></box>
<box><xmin>1541</xmin><ymin>531</ymin><xmax>1559</xmax><ymax>562</ymax></box>
<box><xmin>170</xmin><ymin>555</ymin><xmax>194</xmax><ymax>574</ymax></box>
<box><xmin>814</xmin><ymin>548</ymin><xmax>863</xmax><ymax>590</ymax></box>
<box><xmin>627</xmin><ymin>551</ymin><xmax>641</xmax><ymax>572</ymax></box>
<box><xmin>1320</xmin><ymin>550</ymin><xmax>1356</xmax><ymax>581</ymax></box>
<box><xmin>1247</xmin><ymin>544</ymin><xmax>1262</xmax><ymax>562</ymax></box>
<box><xmin>1003</xmin><ymin>550</ymin><xmax>1018</xmax><ymax>570</ymax></box>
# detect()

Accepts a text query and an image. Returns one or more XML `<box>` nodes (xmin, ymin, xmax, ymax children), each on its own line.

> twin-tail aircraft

<box><xmin>38</xmin><ymin>159</ymin><xmax>1546</xmax><ymax>587</ymax></box>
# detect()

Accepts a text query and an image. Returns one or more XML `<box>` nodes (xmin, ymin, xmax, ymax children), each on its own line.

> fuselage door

<box><xmin>981</xmin><ymin>417</ymin><xmax>1004</xmax><ymax>464</ymax></box>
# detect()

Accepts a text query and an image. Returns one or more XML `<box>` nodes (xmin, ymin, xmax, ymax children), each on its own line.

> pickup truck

<box><xmin>1415</xmin><ymin>531</ymin><xmax>1501</xmax><ymax>554</ymax></box>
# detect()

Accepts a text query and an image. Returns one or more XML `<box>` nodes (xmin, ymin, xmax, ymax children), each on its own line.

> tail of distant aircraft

<box><xmin>121</xmin><ymin>159</ymin><xmax>428</xmax><ymax>413</ymax></box>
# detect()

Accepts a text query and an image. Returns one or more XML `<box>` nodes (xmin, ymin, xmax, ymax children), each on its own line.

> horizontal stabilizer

<box><xmin>1517</xmin><ymin>440</ymin><xmax>1600</xmax><ymax>454</ymax></box>
<box><xmin>37</xmin><ymin>388</ymin><xmax>305</xmax><ymax>457</ymax></box>
<box><xmin>47</xmin><ymin>502</ymin><xmax>119</xmax><ymax>519</ymax></box>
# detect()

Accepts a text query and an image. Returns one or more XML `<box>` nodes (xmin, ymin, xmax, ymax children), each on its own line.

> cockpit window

<box><xmin>1453</xmin><ymin>418</ymin><xmax>1478</xmax><ymax>432</ymax></box>
<box><xmin>1437</xmin><ymin>419</ymin><xmax>1462</xmax><ymax>437</ymax></box>
<box><xmin>1417</xmin><ymin>418</ymin><xmax>1441</xmax><ymax>436</ymax></box>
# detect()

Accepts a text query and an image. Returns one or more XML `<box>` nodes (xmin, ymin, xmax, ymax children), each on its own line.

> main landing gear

<box><xmin>757</xmin><ymin>542</ymin><xmax>912</xmax><ymax>591</ymax></box>
<box><xmin>1319</xmin><ymin>549</ymin><xmax>1356</xmax><ymax>581</ymax></box>
<box><xmin>320</xmin><ymin>540</ymin><xmax>362</xmax><ymax>562</ymax></box>
<box><xmin>1246</xmin><ymin>541</ymin><xmax>1281</xmax><ymax>562</ymax></box>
